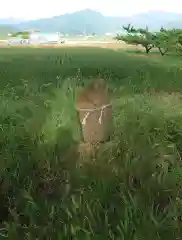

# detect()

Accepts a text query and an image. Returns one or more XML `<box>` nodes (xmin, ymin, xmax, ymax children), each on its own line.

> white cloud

<box><xmin>1</xmin><ymin>0</ymin><xmax>182</xmax><ymax>20</ymax></box>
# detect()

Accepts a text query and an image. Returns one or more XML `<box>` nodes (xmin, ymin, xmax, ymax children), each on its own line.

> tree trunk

<box><xmin>146</xmin><ymin>48</ymin><xmax>150</xmax><ymax>54</ymax></box>
<box><xmin>145</xmin><ymin>46</ymin><xmax>153</xmax><ymax>54</ymax></box>
<box><xmin>145</xmin><ymin>47</ymin><xmax>150</xmax><ymax>54</ymax></box>
<box><xmin>158</xmin><ymin>47</ymin><xmax>168</xmax><ymax>56</ymax></box>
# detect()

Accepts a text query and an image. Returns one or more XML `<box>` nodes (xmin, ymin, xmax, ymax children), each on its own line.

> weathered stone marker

<box><xmin>76</xmin><ymin>79</ymin><xmax>112</xmax><ymax>145</ymax></box>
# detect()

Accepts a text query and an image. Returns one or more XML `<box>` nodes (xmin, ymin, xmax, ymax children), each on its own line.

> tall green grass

<box><xmin>1</xmin><ymin>47</ymin><xmax>182</xmax><ymax>239</ymax></box>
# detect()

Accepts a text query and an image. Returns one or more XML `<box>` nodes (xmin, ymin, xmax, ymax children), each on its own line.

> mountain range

<box><xmin>0</xmin><ymin>9</ymin><xmax>182</xmax><ymax>36</ymax></box>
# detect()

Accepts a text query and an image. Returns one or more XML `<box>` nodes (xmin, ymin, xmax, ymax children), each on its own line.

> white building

<box><xmin>29</xmin><ymin>32</ymin><xmax>60</xmax><ymax>44</ymax></box>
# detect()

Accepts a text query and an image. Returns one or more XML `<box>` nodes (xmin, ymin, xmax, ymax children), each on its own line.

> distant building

<box><xmin>105</xmin><ymin>33</ymin><xmax>114</xmax><ymax>36</ymax></box>
<box><xmin>7</xmin><ymin>31</ymin><xmax>65</xmax><ymax>45</ymax></box>
<box><xmin>29</xmin><ymin>32</ymin><xmax>60</xmax><ymax>44</ymax></box>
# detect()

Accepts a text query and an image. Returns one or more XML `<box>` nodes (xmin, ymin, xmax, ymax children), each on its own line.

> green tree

<box><xmin>116</xmin><ymin>25</ymin><xmax>182</xmax><ymax>56</ymax></box>
<box><xmin>116</xmin><ymin>24</ymin><xmax>154</xmax><ymax>54</ymax></box>
<box><xmin>10</xmin><ymin>31</ymin><xmax>30</xmax><ymax>39</ymax></box>
<box><xmin>156</xmin><ymin>28</ymin><xmax>182</xmax><ymax>56</ymax></box>
<box><xmin>171</xmin><ymin>29</ymin><xmax>182</xmax><ymax>55</ymax></box>
<box><xmin>152</xmin><ymin>29</ymin><xmax>173</xmax><ymax>56</ymax></box>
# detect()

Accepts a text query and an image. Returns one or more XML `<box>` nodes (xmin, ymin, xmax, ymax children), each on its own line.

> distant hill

<box><xmin>16</xmin><ymin>9</ymin><xmax>125</xmax><ymax>35</ymax></box>
<box><xmin>124</xmin><ymin>12</ymin><xmax>182</xmax><ymax>31</ymax></box>
<box><xmin>0</xmin><ymin>18</ymin><xmax>24</xmax><ymax>25</ymax></box>
<box><xmin>0</xmin><ymin>25</ymin><xmax>19</xmax><ymax>39</ymax></box>
<box><xmin>164</xmin><ymin>20</ymin><xmax>182</xmax><ymax>29</ymax></box>
<box><xmin>1</xmin><ymin>9</ymin><xmax>182</xmax><ymax>36</ymax></box>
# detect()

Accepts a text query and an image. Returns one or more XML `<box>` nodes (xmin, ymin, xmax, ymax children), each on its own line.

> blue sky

<box><xmin>1</xmin><ymin>0</ymin><xmax>182</xmax><ymax>20</ymax></box>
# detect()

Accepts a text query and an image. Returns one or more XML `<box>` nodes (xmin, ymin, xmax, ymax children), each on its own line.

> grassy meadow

<box><xmin>1</xmin><ymin>47</ymin><xmax>182</xmax><ymax>239</ymax></box>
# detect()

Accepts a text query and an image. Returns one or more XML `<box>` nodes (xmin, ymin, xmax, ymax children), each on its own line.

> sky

<box><xmin>1</xmin><ymin>0</ymin><xmax>182</xmax><ymax>20</ymax></box>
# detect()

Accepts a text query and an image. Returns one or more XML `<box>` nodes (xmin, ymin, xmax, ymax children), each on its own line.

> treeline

<box><xmin>115</xmin><ymin>24</ymin><xmax>182</xmax><ymax>56</ymax></box>
<box><xmin>10</xmin><ymin>31</ymin><xmax>31</xmax><ymax>39</ymax></box>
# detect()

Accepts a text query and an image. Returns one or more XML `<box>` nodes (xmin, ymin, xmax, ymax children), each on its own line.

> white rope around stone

<box><xmin>77</xmin><ymin>103</ymin><xmax>111</xmax><ymax>125</ymax></box>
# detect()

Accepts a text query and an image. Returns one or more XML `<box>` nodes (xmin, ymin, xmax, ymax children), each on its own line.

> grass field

<box><xmin>1</xmin><ymin>47</ymin><xmax>182</xmax><ymax>239</ymax></box>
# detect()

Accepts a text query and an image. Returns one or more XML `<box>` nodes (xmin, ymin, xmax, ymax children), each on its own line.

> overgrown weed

<box><xmin>0</xmin><ymin>48</ymin><xmax>182</xmax><ymax>238</ymax></box>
